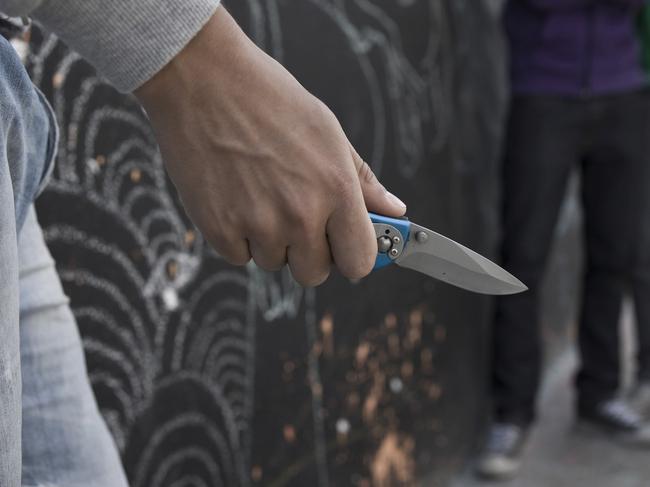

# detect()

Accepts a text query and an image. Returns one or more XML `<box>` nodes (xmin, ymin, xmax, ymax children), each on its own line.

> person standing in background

<box><xmin>477</xmin><ymin>0</ymin><xmax>650</xmax><ymax>481</ymax></box>
<box><xmin>628</xmin><ymin>2</ymin><xmax>650</xmax><ymax>425</ymax></box>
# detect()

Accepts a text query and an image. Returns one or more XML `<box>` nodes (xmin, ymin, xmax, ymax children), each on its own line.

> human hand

<box><xmin>135</xmin><ymin>8</ymin><xmax>406</xmax><ymax>286</ymax></box>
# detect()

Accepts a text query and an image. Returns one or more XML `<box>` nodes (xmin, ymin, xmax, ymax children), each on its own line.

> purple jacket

<box><xmin>505</xmin><ymin>0</ymin><xmax>647</xmax><ymax>96</ymax></box>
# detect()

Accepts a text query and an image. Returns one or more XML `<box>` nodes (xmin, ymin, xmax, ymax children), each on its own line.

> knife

<box><xmin>371</xmin><ymin>212</ymin><xmax>527</xmax><ymax>295</ymax></box>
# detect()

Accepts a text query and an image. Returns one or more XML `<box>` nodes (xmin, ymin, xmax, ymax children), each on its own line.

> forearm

<box><xmin>3</xmin><ymin>0</ymin><xmax>221</xmax><ymax>92</ymax></box>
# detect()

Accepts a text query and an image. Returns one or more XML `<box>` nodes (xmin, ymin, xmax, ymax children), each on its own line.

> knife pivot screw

<box><xmin>377</xmin><ymin>236</ymin><xmax>392</xmax><ymax>254</ymax></box>
<box><xmin>415</xmin><ymin>231</ymin><xmax>428</xmax><ymax>244</ymax></box>
<box><xmin>390</xmin><ymin>248</ymin><xmax>400</xmax><ymax>258</ymax></box>
<box><xmin>392</xmin><ymin>236</ymin><xmax>401</xmax><ymax>245</ymax></box>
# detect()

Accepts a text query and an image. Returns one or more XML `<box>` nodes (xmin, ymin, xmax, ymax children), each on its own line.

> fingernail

<box><xmin>386</xmin><ymin>191</ymin><xmax>406</xmax><ymax>209</ymax></box>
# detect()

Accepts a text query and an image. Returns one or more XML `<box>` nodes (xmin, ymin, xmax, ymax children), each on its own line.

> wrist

<box><xmin>134</xmin><ymin>7</ymin><xmax>248</xmax><ymax>109</ymax></box>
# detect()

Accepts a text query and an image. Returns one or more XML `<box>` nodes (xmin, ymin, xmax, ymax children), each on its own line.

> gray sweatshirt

<box><xmin>0</xmin><ymin>0</ymin><xmax>221</xmax><ymax>92</ymax></box>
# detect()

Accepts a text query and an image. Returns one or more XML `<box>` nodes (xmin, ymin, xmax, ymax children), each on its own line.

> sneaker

<box><xmin>628</xmin><ymin>381</ymin><xmax>650</xmax><ymax>420</ymax></box>
<box><xmin>578</xmin><ymin>398</ymin><xmax>650</xmax><ymax>447</ymax></box>
<box><xmin>475</xmin><ymin>422</ymin><xmax>528</xmax><ymax>481</ymax></box>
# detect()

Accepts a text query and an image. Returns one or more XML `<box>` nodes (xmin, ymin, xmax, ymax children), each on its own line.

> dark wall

<box><xmin>28</xmin><ymin>2</ymin><xmax>507</xmax><ymax>485</ymax></box>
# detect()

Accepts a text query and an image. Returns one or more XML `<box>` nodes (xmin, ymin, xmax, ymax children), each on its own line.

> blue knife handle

<box><xmin>370</xmin><ymin>212</ymin><xmax>411</xmax><ymax>270</ymax></box>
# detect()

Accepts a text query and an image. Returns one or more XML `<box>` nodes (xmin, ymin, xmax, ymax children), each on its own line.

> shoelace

<box><xmin>601</xmin><ymin>400</ymin><xmax>641</xmax><ymax>428</ymax></box>
<box><xmin>487</xmin><ymin>424</ymin><xmax>520</xmax><ymax>453</ymax></box>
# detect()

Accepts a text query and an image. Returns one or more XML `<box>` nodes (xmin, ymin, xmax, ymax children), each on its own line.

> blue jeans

<box><xmin>0</xmin><ymin>37</ymin><xmax>128</xmax><ymax>486</ymax></box>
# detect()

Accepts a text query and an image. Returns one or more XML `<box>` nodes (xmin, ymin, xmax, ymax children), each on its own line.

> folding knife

<box><xmin>371</xmin><ymin>213</ymin><xmax>527</xmax><ymax>295</ymax></box>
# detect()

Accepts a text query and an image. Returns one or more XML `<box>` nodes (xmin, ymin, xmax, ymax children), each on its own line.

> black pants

<box><xmin>492</xmin><ymin>91</ymin><xmax>650</xmax><ymax>425</ymax></box>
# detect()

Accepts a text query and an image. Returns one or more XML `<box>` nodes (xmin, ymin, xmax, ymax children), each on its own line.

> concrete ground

<box><xmin>453</xmin><ymin>305</ymin><xmax>650</xmax><ymax>487</ymax></box>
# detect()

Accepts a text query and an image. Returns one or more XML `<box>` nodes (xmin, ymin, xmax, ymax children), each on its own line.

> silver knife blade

<box><xmin>395</xmin><ymin>223</ymin><xmax>527</xmax><ymax>295</ymax></box>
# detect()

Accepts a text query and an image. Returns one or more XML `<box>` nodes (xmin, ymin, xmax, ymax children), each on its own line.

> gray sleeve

<box><xmin>3</xmin><ymin>0</ymin><xmax>221</xmax><ymax>92</ymax></box>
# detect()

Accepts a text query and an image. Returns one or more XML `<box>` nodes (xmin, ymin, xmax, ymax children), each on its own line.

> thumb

<box><xmin>350</xmin><ymin>144</ymin><xmax>407</xmax><ymax>217</ymax></box>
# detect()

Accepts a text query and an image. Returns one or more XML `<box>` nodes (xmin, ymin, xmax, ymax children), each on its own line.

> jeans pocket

<box><xmin>33</xmin><ymin>85</ymin><xmax>58</xmax><ymax>197</ymax></box>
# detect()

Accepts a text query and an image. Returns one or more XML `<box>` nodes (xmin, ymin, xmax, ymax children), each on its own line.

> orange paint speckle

<box><xmin>130</xmin><ymin>168</ymin><xmax>142</xmax><ymax>183</ymax></box>
<box><xmin>166</xmin><ymin>260</ymin><xmax>178</xmax><ymax>279</ymax></box>
<box><xmin>370</xmin><ymin>432</ymin><xmax>415</xmax><ymax>487</ymax></box>
<box><xmin>355</xmin><ymin>342</ymin><xmax>371</xmax><ymax>367</ymax></box>
<box><xmin>320</xmin><ymin>313</ymin><xmax>334</xmax><ymax>357</ymax></box>
<box><xmin>363</xmin><ymin>372</ymin><xmax>385</xmax><ymax>422</ymax></box>
<box><xmin>283</xmin><ymin>424</ymin><xmax>296</xmax><ymax>443</ymax></box>
<box><xmin>385</xmin><ymin>313</ymin><xmax>398</xmax><ymax>329</ymax></box>
<box><xmin>251</xmin><ymin>465</ymin><xmax>263</xmax><ymax>482</ymax></box>
<box><xmin>401</xmin><ymin>361</ymin><xmax>414</xmax><ymax>379</ymax></box>
<box><xmin>409</xmin><ymin>308</ymin><xmax>423</xmax><ymax>327</ymax></box>
<box><xmin>52</xmin><ymin>72</ymin><xmax>65</xmax><ymax>88</ymax></box>
<box><xmin>428</xmin><ymin>383</ymin><xmax>442</xmax><ymax>400</ymax></box>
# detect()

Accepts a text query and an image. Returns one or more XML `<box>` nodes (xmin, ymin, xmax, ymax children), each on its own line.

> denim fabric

<box><xmin>0</xmin><ymin>33</ymin><xmax>44</xmax><ymax>487</ymax></box>
<box><xmin>0</xmin><ymin>36</ymin><xmax>53</xmax><ymax>233</ymax></box>
<box><xmin>0</xmin><ymin>36</ymin><xmax>128</xmax><ymax>486</ymax></box>
<box><xmin>19</xmin><ymin>208</ymin><xmax>129</xmax><ymax>487</ymax></box>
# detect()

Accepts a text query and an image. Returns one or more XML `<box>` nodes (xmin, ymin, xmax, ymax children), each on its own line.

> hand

<box><xmin>135</xmin><ymin>7</ymin><xmax>406</xmax><ymax>286</ymax></box>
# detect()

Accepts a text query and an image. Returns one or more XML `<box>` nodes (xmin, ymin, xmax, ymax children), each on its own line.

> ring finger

<box><xmin>249</xmin><ymin>240</ymin><xmax>289</xmax><ymax>271</ymax></box>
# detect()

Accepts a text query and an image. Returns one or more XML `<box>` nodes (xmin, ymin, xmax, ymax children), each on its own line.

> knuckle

<box><xmin>285</xmin><ymin>204</ymin><xmax>306</xmax><ymax>224</ymax></box>
<box><xmin>339</xmin><ymin>250</ymin><xmax>375</xmax><ymax>280</ymax></box>
<box><xmin>247</xmin><ymin>222</ymin><xmax>284</xmax><ymax>250</ymax></box>
<box><xmin>341</xmin><ymin>260</ymin><xmax>373</xmax><ymax>280</ymax></box>
<box><xmin>249</xmin><ymin>237</ymin><xmax>288</xmax><ymax>272</ymax></box>
<box><xmin>284</xmin><ymin>200</ymin><xmax>322</xmax><ymax>237</ymax></box>
<box><xmin>253</xmin><ymin>256</ymin><xmax>285</xmax><ymax>272</ymax></box>
<box><xmin>244</xmin><ymin>210</ymin><xmax>273</xmax><ymax>237</ymax></box>
<box><xmin>202</xmin><ymin>227</ymin><xmax>224</xmax><ymax>252</ymax></box>
<box><xmin>310</xmin><ymin>97</ymin><xmax>337</xmax><ymax>125</ymax></box>
<box><xmin>358</xmin><ymin>161</ymin><xmax>377</xmax><ymax>185</ymax></box>
<box><xmin>216</xmin><ymin>243</ymin><xmax>249</xmax><ymax>266</ymax></box>
<box><xmin>296</xmin><ymin>268</ymin><xmax>330</xmax><ymax>288</ymax></box>
<box><xmin>225</xmin><ymin>252</ymin><xmax>251</xmax><ymax>267</ymax></box>
<box><xmin>203</xmin><ymin>228</ymin><xmax>250</xmax><ymax>266</ymax></box>
<box><xmin>304</xmin><ymin>97</ymin><xmax>346</xmax><ymax>143</ymax></box>
<box><xmin>334</xmin><ymin>176</ymin><xmax>359</xmax><ymax>203</ymax></box>
<box><xmin>291</xmin><ymin>210</ymin><xmax>319</xmax><ymax>236</ymax></box>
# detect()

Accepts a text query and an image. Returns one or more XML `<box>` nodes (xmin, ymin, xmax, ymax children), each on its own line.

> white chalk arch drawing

<box><xmin>229</xmin><ymin>0</ymin><xmax>449</xmax><ymax>179</ymax></box>
<box><xmin>28</xmin><ymin>32</ymin><xmax>255</xmax><ymax>487</ymax></box>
